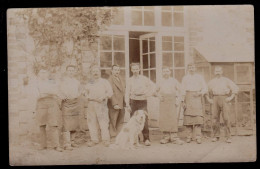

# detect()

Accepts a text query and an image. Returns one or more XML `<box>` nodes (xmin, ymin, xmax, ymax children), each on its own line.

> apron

<box><xmin>36</xmin><ymin>96</ymin><xmax>62</xmax><ymax>127</ymax></box>
<box><xmin>184</xmin><ymin>91</ymin><xmax>203</xmax><ymax>117</ymax></box>
<box><xmin>183</xmin><ymin>91</ymin><xmax>204</xmax><ymax>125</ymax></box>
<box><xmin>159</xmin><ymin>93</ymin><xmax>178</xmax><ymax>132</ymax></box>
<box><xmin>62</xmin><ymin>98</ymin><xmax>81</xmax><ymax>131</ymax></box>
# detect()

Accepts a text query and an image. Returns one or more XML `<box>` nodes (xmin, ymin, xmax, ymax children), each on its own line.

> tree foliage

<box><xmin>17</xmin><ymin>7</ymin><xmax>115</xmax><ymax>75</ymax></box>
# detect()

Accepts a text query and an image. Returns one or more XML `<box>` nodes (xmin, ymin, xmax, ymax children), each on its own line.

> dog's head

<box><xmin>133</xmin><ymin>110</ymin><xmax>147</xmax><ymax>125</ymax></box>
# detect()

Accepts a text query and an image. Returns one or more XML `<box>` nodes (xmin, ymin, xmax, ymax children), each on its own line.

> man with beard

<box><xmin>84</xmin><ymin>65</ymin><xmax>113</xmax><ymax>147</ymax></box>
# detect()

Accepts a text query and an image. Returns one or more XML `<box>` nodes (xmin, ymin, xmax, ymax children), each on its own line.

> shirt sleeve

<box><xmin>227</xmin><ymin>78</ymin><xmax>239</xmax><ymax>94</ymax></box>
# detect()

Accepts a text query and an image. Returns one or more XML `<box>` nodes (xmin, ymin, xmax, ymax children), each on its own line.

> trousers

<box><xmin>212</xmin><ymin>96</ymin><xmax>231</xmax><ymax>138</ymax></box>
<box><xmin>186</xmin><ymin>125</ymin><xmax>202</xmax><ymax>139</ymax></box>
<box><xmin>108</xmin><ymin>108</ymin><xmax>125</xmax><ymax>137</ymax></box>
<box><xmin>87</xmin><ymin>101</ymin><xmax>110</xmax><ymax>143</ymax></box>
<box><xmin>130</xmin><ymin>99</ymin><xmax>150</xmax><ymax>141</ymax></box>
<box><xmin>39</xmin><ymin>125</ymin><xmax>60</xmax><ymax>148</ymax></box>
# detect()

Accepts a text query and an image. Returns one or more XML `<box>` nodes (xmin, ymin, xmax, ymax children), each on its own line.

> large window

<box><xmin>99</xmin><ymin>35</ymin><xmax>126</xmax><ymax>79</ymax></box>
<box><xmin>131</xmin><ymin>6</ymin><xmax>155</xmax><ymax>26</ymax></box>
<box><xmin>162</xmin><ymin>35</ymin><xmax>185</xmax><ymax>82</ymax></box>
<box><xmin>161</xmin><ymin>6</ymin><xmax>184</xmax><ymax>27</ymax></box>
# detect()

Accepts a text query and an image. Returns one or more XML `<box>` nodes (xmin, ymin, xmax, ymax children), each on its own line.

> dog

<box><xmin>110</xmin><ymin>110</ymin><xmax>147</xmax><ymax>149</ymax></box>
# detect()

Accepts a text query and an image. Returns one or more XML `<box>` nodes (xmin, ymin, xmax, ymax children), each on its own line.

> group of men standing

<box><xmin>35</xmin><ymin>62</ymin><xmax>238</xmax><ymax>152</ymax></box>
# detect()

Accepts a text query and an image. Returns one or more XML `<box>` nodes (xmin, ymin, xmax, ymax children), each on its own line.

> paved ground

<box><xmin>9</xmin><ymin>134</ymin><xmax>256</xmax><ymax>165</ymax></box>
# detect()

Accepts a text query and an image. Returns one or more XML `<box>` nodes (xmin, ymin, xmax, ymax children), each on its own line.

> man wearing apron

<box><xmin>181</xmin><ymin>63</ymin><xmax>208</xmax><ymax>144</ymax></box>
<box><xmin>60</xmin><ymin>65</ymin><xmax>82</xmax><ymax>150</ymax></box>
<box><xmin>155</xmin><ymin>67</ymin><xmax>184</xmax><ymax>145</ymax></box>
<box><xmin>206</xmin><ymin>66</ymin><xmax>239</xmax><ymax>143</ymax></box>
<box><xmin>35</xmin><ymin>69</ymin><xmax>63</xmax><ymax>152</ymax></box>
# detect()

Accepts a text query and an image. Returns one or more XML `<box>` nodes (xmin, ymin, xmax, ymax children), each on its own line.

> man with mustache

<box><xmin>126</xmin><ymin>63</ymin><xmax>155</xmax><ymax>146</ymax></box>
<box><xmin>181</xmin><ymin>63</ymin><xmax>207</xmax><ymax>144</ymax></box>
<box><xmin>35</xmin><ymin>69</ymin><xmax>63</xmax><ymax>152</ymax></box>
<box><xmin>60</xmin><ymin>65</ymin><xmax>82</xmax><ymax>150</ymax></box>
<box><xmin>206</xmin><ymin>66</ymin><xmax>239</xmax><ymax>143</ymax></box>
<box><xmin>107</xmin><ymin>64</ymin><xmax>126</xmax><ymax>138</ymax></box>
<box><xmin>84</xmin><ymin>65</ymin><xmax>113</xmax><ymax>147</ymax></box>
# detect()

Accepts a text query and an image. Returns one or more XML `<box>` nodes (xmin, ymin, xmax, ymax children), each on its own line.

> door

<box><xmin>139</xmin><ymin>33</ymin><xmax>158</xmax><ymax>83</ymax></box>
<box><xmin>139</xmin><ymin>33</ymin><xmax>160</xmax><ymax>127</ymax></box>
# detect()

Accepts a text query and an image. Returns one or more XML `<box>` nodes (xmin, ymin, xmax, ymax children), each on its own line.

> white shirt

<box><xmin>129</xmin><ymin>75</ymin><xmax>155</xmax><ymax>100</ymax></box>
<box><xmin>37</xmin><ymin>78</ymin><xmax>59</xmax><ymax>96</ymax></box>
<box><xmin>60</xmin><ymin>76</ymin><xmax>81</xmax><ymax>99</ymax></box>
<box><xmin>181</xmin><ymin>73</ymin><xmax>208</xmax><ymax>96</ymax></box>
<box><xmin>158</xmin><ymin>77</ymin><xmax>182</xmax><ymax>95</ymax></box>
<box><xmin>85</xmin><ymin>78</ymin><xmax>113</xmax><ymax>100</ymax></box>
<box><xmin>208</xmin><ymin>76</ymin><xmax>239</xmax><ymax>95</ymax></box>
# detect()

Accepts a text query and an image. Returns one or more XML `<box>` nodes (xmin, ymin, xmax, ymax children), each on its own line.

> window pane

<box><xmin>162</xmin><ymin>36</ymin><xmax>172</xmax><ymax>51</ymax></box>
<box><xmin>162</xmin><ymin>53</ymin><xmax>173</xmax><ymax>67</ymax></box>
<box><xmin>101</xmin><ymin>69</ymin><xmax>111</xmax><ymax>79</ymax></box>
<box><xmin>100</xmin><ymin>52</ymin><xmax>112</xmax><ymax>67</ymax></box>
<box><xmin>132</xmin><ymin>11</ymin><xmax>142</xmax><ymax>25</ymax></box>
<box><xmin>174</xmin><ymin>69</ymin><xmax>185</xmax><ymax>82</ymax></box>
<box><xmin>144</xmin><ymin>6</ymin><xmax>154</xmax><ymax>10</ymax></box>
<box><xmin>162</xmin><ymin>6</ymin><xmax>171</xmax><ymax>11</ymax></box>
<box><xmin>238</xmin><ymin>91</ymin><xmax>250</xmax><ymax>102</ymax></box>
<box><xmin>132</xmin><ymin>6</ymin><xmax>142</xmax><ymax>10</ymax></box>
<box><xmin>143</xmin><ymin>70</ymin><xmax>149</xmax><ymax>78</ymax></box>
<box><xmin>142</xmin><ymin>40</ymin><xmax>148</xmax><ymax>53</ymax></box>
<box><xmin>236</xmin><ymin>65</ymin><xmax>250</xmax><ymax>83</ymax></box>
<box><xmin>174</xmin><ymin>43</ymin><xmax>184</xmax><ymax>51</ymax></box>
<box><xmin>100</xmin><ymin>36</ymin><xmax>112</xmax><ymax>50</ymax></box>
<box><xmin>174</xmin><ymin>52</ymin><xmax>185</xmax><ymax>67</ymax></box>
<box><xmin>114</xmin><ymin>52</ymin><xmax>125</xmax><ymax>67</ymax></box>
<box><xmin>149</xmin><ymin>37</ymin><xmax>155</xmax><ymax>52</ymax></box>
<box><xmin>113</xmin><ymin>35</ymin><xmax>125</xmax><ymax>51</ymax></box>
<box><xmin>112</xmin><ymin>8</ymin><xmax>124</xmax><ymax>25</ymax></box>
<box><xmin>173</xmin><ymin>6</ymin><xmax>184</xmax><ymax>11</ymax></box>
<box><xmin>150</xmin><ymin>53</ymin><xmax>156</xmax><ymax>68</ymax></box>
<box><xmin>162</xmin><ymin>12</ymin><xmax>172</xmax><ymax>26</ymax></box>
<box><xmin>150</xmin><ymin>70</ymin><xmax>156</xmax><ymax>83</ymax></box>
<box><xmin>144</xmin><ymin>11</ymin><xmax>155</xmax><ymax>26</ymax></box>
<box><xmin>174</xmin><ymin>36</ymin><xmax>184</xmax><ymax>42</ymax></box>
<box><xmin>174</xmin><ymin>12</ymin><xmax>184</xmax><ymax>27</ymax></box>
<box><xmin>142</xmin><ymin>54</ymin><xmax>149</xmax><ymax>69</ymax></box>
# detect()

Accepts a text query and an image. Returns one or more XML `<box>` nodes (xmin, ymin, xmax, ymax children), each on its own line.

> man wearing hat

<box><xmin>181</xmin><ymin>63</ymin><xmax>207</xmax><ymax>144</ymax></box>
<box><xmin>206</xmin><ymin>66</ymin><xmax>239</xmax><ymax>143</ymax></box>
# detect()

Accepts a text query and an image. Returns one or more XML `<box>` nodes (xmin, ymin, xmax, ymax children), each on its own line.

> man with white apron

<box><xmin>155</xmin><ymin>67</ymin><xmax>184</xmax><ymax>145</ymax></box>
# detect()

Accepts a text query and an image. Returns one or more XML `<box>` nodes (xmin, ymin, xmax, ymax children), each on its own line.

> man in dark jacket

<box><xmin>108</xmin><ymin>64</ymin><xmax>126</xmax><ymax>137</ymax></box>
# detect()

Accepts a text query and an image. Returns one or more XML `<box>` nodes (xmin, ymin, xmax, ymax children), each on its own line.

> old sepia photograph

<box><xmin>7</xmin><ymin>5</ymin><xmax>255</xmax><ymax>165</ymax></box>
